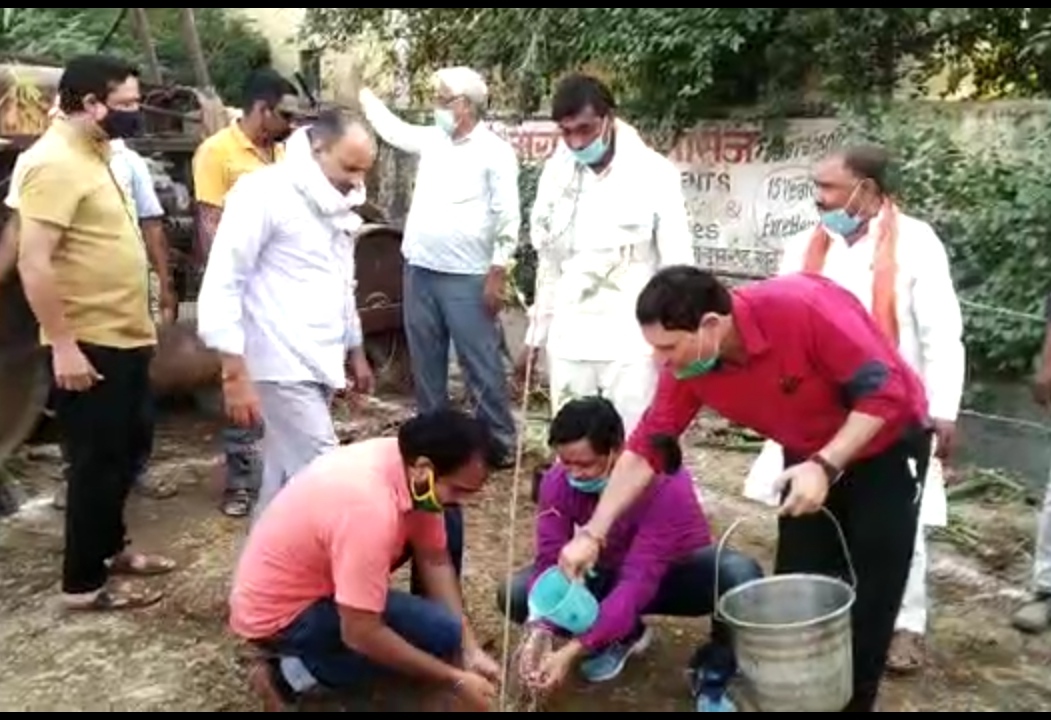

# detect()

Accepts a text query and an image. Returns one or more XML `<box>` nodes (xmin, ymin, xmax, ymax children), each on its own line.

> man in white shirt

<box><xmin>197</xmin><ymin>111</ymin><xmax>376</xmax><ymax>517</ymax></box>
<box><xmin>514</xmin><ymin>74</ymin><xmax>695</xmax><ymax>433</ymax></box>
<box><xmin>358</xmin><ymin>67</ymin><xmax>520</xmax><ymax>466</ymax></box>
<box><xmin>744</xmin><ymin>144</ymin><xmax>965</xmax><ymax>673</ymax></box>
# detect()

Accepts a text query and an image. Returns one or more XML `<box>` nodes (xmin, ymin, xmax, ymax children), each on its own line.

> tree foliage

<box><xmin>0</xmin><ymin>8</ymin><xmax>270</xmax><ymax>103</ymax></box>
<box><xmin>304</xmin><ymin>8</ymin><xmax>1051</xmax><ymax>121</ymax></box>
<box><xmin>304</xmin><ymin>8</ymin><xmax>1051</xmax><ymax>377</ymax></box>
<box><xmin>844</xmin><ymin>105</ymin><xmax>1051</xmax><ymax>376</ymax></box>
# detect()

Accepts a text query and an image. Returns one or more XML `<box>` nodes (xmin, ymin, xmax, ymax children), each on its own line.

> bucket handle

<box><xmin>712</xmin><ymin>506</ymin><xmax>857</xmax><ymax>621</ymax></box>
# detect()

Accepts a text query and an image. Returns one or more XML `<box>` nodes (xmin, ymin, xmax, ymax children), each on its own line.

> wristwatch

<box><xmin>808</xmin><ymin>453</ymin><xmax>843</xmax><ymax>485</ymax></box>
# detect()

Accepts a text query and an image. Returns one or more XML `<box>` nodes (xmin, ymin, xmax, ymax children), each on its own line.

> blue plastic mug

<box><xmin>527</xmin><ymin>567</ymin><xmax>600</xmax><ymax>634</ymax></box>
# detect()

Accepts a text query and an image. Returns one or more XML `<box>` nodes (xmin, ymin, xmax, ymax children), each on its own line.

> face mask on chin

<box><xmin>571</xmin><ymin>120</ymin><xmax>611</xmax><ymax>166</ymax></box>
<box><xmin>818</xmin><ymin>181</ymin><xmax>866</xmax><ymax>236</ymax></box>
<box><xmin>674</xmin><ymin>328</ymin><xmax>722</xmax><ymax>381</ymax></box>
<box><xmin>410</xmin><ymin>470</ymin><xmax>444</xmax><ymax>513</ymax></box>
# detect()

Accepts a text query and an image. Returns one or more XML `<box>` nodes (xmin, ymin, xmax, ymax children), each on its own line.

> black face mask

<box><xmin>101</xmin><ymin>109</ymin><xmax>144</xmax><ymax>139</ymax></box>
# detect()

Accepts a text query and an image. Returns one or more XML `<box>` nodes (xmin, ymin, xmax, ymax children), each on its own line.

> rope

<box><xmin>497</xmin><ymin>351</ymin><xmax>535</xmax><ymax>712</ymax></box>
<box><xmin>958</xmin><ymin>298</ymin><xmax>1044</xmax><ymax>324</ymax></box>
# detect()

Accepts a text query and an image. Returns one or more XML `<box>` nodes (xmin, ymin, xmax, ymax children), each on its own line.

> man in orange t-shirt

<box><xmin>230</xmin><ymin>410</ymin><xmax>500</xmax><ymax>711</ymax></box>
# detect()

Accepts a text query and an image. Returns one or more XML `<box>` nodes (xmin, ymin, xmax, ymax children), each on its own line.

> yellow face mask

<box><xmin>410</xmin><ymin>469</ymin><xmax>443</xmax><ymax>513</ymax></box>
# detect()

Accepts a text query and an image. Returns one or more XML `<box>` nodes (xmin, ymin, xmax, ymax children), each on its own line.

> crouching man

<box><xmin>230</xmin><ymin>409</ymin><xmax>501</xmax><ymax>711</ymax></box>
<box><xmin>498</xmin><ymin>397</ymin><xmax>764</xmax><ymax>711</ymax></box>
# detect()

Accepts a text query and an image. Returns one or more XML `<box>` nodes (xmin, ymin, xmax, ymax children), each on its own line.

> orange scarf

<box><xmin>802</xmin><ymin>199</ymin><xmax>900</xmax><ymax>344</ymax></box>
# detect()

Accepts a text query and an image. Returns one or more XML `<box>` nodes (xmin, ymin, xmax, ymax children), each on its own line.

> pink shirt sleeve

<box><xmin>329</xmin><ymin>510</ymin><xmax>397</xmax><ymax>614</ymax></box>
<box><xmin>407</xmin><ymin>510</ymin><xmax>447</xmax><ymax>553</ymax></box>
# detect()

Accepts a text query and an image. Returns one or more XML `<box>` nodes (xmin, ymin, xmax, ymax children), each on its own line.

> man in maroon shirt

<box><xmin>558</xmin><ymin>266</ymin><xmax>931</xmax><ymax>712</ymax></box>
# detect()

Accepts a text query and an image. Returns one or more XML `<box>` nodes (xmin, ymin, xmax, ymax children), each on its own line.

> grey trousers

<box><xmin>403</xmin><ymin>264</ymin><xmax>516</xmax><ymax>454</ymax></box>
<box><xmin>252</xmin><ymin>381</ymin><xmax>338</xmax><ymax>520</ymax></box>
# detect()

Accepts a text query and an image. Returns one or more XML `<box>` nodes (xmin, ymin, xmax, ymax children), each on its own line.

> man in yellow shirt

<box><xmin>17</xmin><ymin>54</ymin><xmax>174</xmax><ymax>612</ymax></box>
<box><xmin>192</xmin><ymin>68</ymin><xmax>303</xmax><ymax>517</ymax></box>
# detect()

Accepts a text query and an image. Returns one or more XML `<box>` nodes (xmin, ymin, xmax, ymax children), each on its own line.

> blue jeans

<box><xmin>403</xmin><ymin>265</ymin><xmax>515</xmax><ymax>454</ymax></box>
<box><xmin>222</xmin><ymin>421</ymin><xmax>262</xmax><ymax>494</ymax></box>
<box><xmin>269</xmin><ymin>507</ymin><xmax>465</xmax><ymax>690</ymax></box>
<box><xmin>497</xmin><ymin>545</ymin><xmax>763</xmax><ymax>673</ymax></box>
<box><xmin>274</xmin><ymin>593</ymin><xmax>462</xmax><ymax>689</ymax></box>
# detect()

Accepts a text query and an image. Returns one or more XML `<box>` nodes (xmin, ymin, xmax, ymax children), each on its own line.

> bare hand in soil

<box><xmin>516</xmin><ymin>625</ymin><xmax>554</xmax><ymax>683</ymax></box>
<box><xmin>52</xmin><ymin>342</ymin><xmax>103</xmax><ymax>392</ymax></box>
<box><xmin>527</xmin><ymin>645</ymin><xmax>574</xmax><ymax>695</ymax></box>
<box><xmin>222</xmin><ymin>375</ymin><xmax>262</xmax><ymax>428</ymax></box>
<box><xmin>464</xmin><ymin>644</ymin><xmax>501</xmax><ymax>682</ymax></box>
<box><xmin>454</xmin><ymin>670</ymin><xmax>497</xmax><ymax>711</ymax></box>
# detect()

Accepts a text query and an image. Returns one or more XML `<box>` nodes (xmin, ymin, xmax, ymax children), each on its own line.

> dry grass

<box><xmin>1</xmin><ymin>405</ymin><xmax>1050</xmax><ymax>711</ymax></box>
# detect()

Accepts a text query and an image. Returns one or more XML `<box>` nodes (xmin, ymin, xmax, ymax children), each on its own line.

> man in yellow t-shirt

<box><xmin>192</xmin><ymin>68</ymin><xmax>304</xmax><ymax>518</ymax></box>
<box><xmin>17</xmin><ymin>54</ymin><xmax>175</xmax><ymax>612</ymax></box>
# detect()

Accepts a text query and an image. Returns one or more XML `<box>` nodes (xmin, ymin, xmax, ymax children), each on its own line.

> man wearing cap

<box><xmin>193</xmin><ymin>67</ymin><xmax>305</xmax><ymax>518</ymax></box>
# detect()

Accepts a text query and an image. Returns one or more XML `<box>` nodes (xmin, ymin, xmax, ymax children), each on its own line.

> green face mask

<box><xmin>410</xmin><ymin>470</ymin><xmax>444</xmax><ymax>513</ymax></box>
<box><xmin>674</xmin><ymin>356</ymin><xmax>719</xmax><ymax>380</ymax></box>
<box><xmin>674</xmin><ymin>328</ymin><xmax>721</xmax><ymax>380</ymax></box>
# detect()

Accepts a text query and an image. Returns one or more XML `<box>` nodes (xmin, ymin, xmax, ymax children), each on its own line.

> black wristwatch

<box><xmin>808</xmin><ymin>453</ymin><xmax>843</xmax><ymax>485</ymax></box>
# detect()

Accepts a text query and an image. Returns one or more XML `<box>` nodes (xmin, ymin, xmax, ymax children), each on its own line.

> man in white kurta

<box><xmin>516</xmin><ymin>74</ymin><xmax>694</xmax><ymax>433</ymax></box>
<box><xmin>197</xmin><ymin>115</ymin><xmax>376</xmax><ymax>518</ymax></box>
<box><xmin>745</xmin><ymin>145</ymin><xmax>965</xmax><ymax>673</ymax></box>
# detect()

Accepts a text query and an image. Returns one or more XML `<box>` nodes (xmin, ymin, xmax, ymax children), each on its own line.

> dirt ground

<box><xmin>2</xmin><ymin>394</ymin><xmax>1050</xmax><ymax>712</ymax></box>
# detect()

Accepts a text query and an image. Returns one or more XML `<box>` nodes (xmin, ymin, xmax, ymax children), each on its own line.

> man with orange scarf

<box><xmin>745</xmin><ymin>144</ymin><xmax>964</xmax><ymax>674</ymax></box>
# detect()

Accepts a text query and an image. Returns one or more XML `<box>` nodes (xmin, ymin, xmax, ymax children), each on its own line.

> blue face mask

<box><xmin>568</xmin><ymin>475</ymin><xmax>608</xmax><ymax>494</ymax></box>
<box><xmin>433</xmin><ymin>108</ymin><xmax>456</xmax><ymax>136</ymax></box>
<box><xmin>571</xmin><ymin>121</ymin><xmax>611</xmax><ymax>166</ymax></box>
<box><xmin>819</xmin><ymin>208</ymin><xmax>863</xmax><ymax>237</ymax></box>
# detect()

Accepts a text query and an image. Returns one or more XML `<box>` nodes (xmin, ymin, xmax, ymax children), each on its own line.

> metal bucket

<box><xmin>715</xmin><ymin>508</ymin><xmax>857</xmax><ymax>712</ymax></box>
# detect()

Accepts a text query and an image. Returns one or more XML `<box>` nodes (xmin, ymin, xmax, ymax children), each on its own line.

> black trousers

<box><xmin>58</xmin><ymin>379</ymin><xmax>154</xmax><ymax>484</ymax></box>
<box><xmin>778</xmin><ymin>432</ymin><xmax>930</xmax><ymax>713</ymax></box>
<box><xmin>51</xmin><ymin>343</ymin><xmax>153</xmax><ymax>594</ymax></box>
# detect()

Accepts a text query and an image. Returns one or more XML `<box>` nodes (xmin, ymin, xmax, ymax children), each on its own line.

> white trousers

<box><xmin>253</xmin><ymin>381</ymin><xmax>338</xmax><ymax>521</ymax></box>
<box><xmin>547</xmin><ymin>355</ymin><xmax>659</xmax><ymax>436</ymax></box>
<box><xmin>745</xmin><ymin>439</ymin><xmax>947</xmax><ymax>635</ymax></box>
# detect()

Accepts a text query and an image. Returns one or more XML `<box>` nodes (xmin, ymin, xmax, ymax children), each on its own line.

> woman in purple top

<box><xmin>497</xmin><ymin>397</ymin><xmax>763</xmax><ymax>711</ymax></box>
